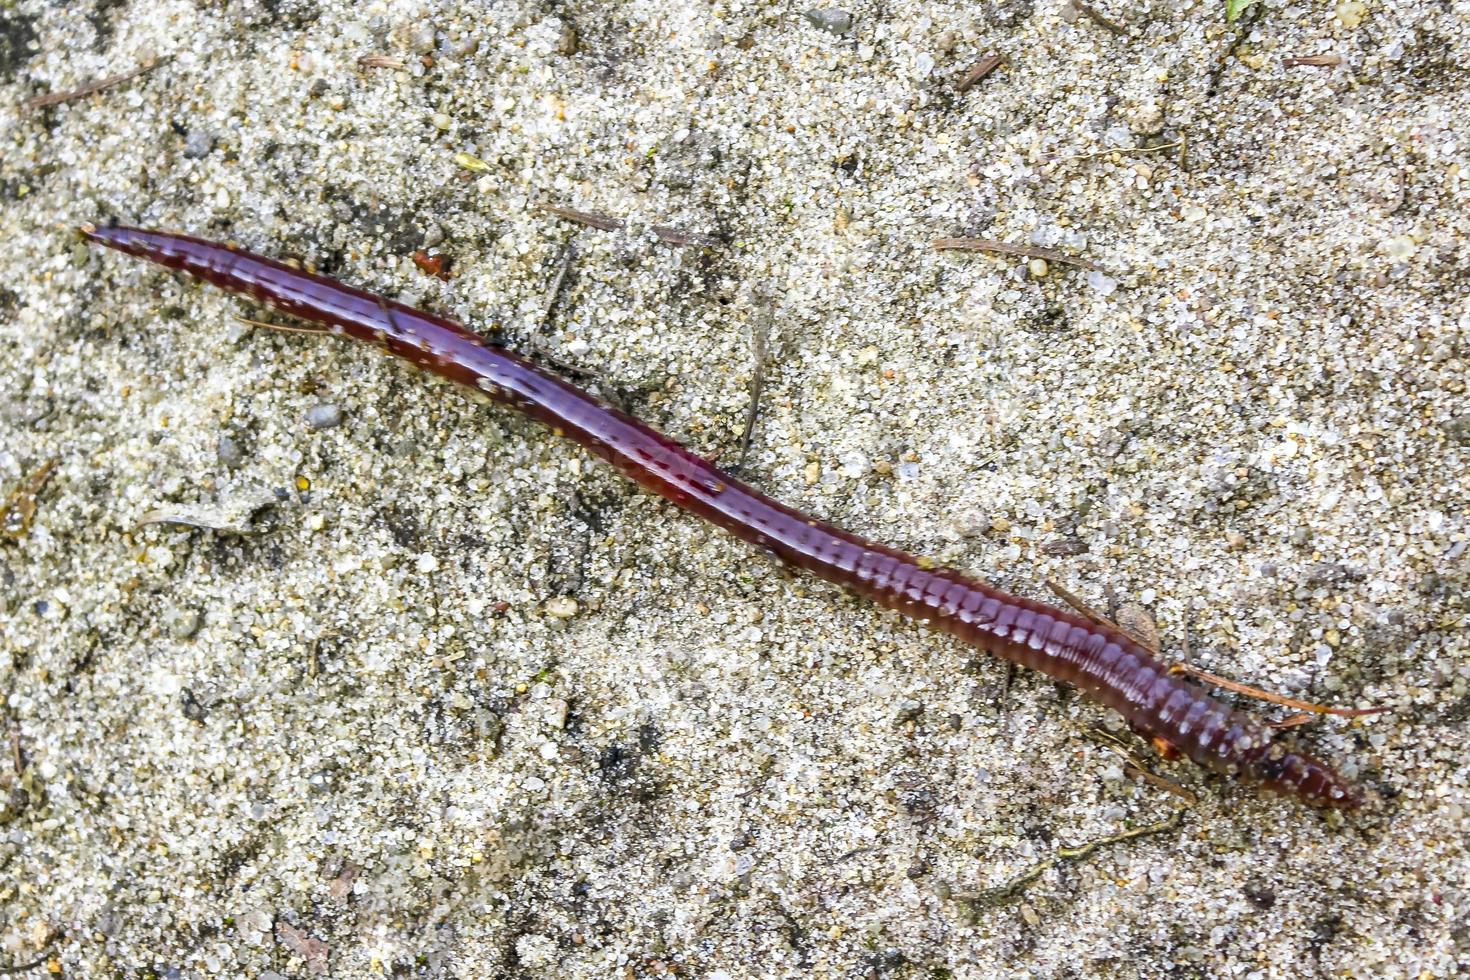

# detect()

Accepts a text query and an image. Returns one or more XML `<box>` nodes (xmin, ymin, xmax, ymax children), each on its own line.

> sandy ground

<box><xmin>1</xmin><ymin>0</ymin><xmax>1467</xmax><ymax>976</ymax></box>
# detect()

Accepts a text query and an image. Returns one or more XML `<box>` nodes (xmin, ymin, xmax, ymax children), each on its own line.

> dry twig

<box><xmin>24</xmin><ymin>58</ymin><xmax>167</xmax><ymax>110</ymax></box>
<box><xmin>734</xmin><ymin>306</ymin><xmax>773</xmax><ymax>473</ymax></box>
<box><xmin>1058</xmin><ymin>138</ymin><xmax>1186</xmax><ymax>166</ymax></box>
<box><xmin>1046</xmin><ymin>579</ymin><xmax>1156</xmax><ymax>649</ymax></box>
<box><xmin>538</xmin><ymin>203</ymin><xmax>722</xmax><ymax>247</ymax></box>
<box><xmin>1086</xmin><ymin>727</ymin><xmax>1198</xmax><ymax>805</ymax></box>
<box><xmin>0</xmin><ymin>457</ymin><xmax>59</xmax><ymax>539</ymax></box>
<box><xmin>0</xmin><ymin>948</ymin><xmax>54</xmax><ymax>976</ymax></box>
<box><xmin>543</xmin><ymin>242</ymin><xmax>577</xmax><ymax>323</ymax></box>
<box><xmin>1071</xmin><ymin>0</ymin><xmax>1129</xmax><ymax>36</ymax></box>
<box><xmin>652</xmin><ymin>225</ymin><xmax>723</xmax><ymax>248</ymax></box>
<box><xmin>1283</xmin><ymin>54</ymin><xmax>1342</xmax><ymax>68</ymax></box>
<box><xmin>956</xmin><ymin>53</ymin><xmax>1003</xmax><ymax>93</ymax></box>
<box><xmin>357</xmin><ymin>53</ymin><xmax>407</xmax><ymax>70</ymax></box>
<box><xmin>933</xmin><ymin>237</ymin><xmax>1105</xmax><ymax>272</ymax></box>
<box><xmin>962</xmin><ymin>810</ymin><xmax>1184</xmax><ymax>907</ymax></box>
<box><xmin>233</xmin><ymin>315</ymin><xmax>333</xmax><ymax>337</ymax></box>
<box><xmin>1046</xmin><ymin>581</ymin><xmax>1386</xmax><ymax>723</ymax></box>
<box><xmin>1167</xmin><ymin>662</ymin><xmax>1389</xmax><ymax>721</ymax></box>
<box><xmin>538</xmin><ymin>203</ymin><xmax>624</xmax><ymax>232</ymax></box>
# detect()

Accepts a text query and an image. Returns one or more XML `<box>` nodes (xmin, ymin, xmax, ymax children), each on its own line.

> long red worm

<box><xmin>82</xmin><ymin>224</ymin><xmax>1364</xmax><ymax>808</ymax></box>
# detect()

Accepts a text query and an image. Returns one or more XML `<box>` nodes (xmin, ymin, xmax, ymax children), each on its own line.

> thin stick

<box><xmin>1208</xmin><ymin>2</ymin><xmax>1262</xmax><ymax>98</ymax></box>
<box><xmin>1046</xmin><ymin>579</ymin><xmax>1157</xmax><ymax>651</ymax></box>
<box><xmin>375</xmin><ymin>297</ymin><xmax>407</xmax><ymax>340</ymax></box>
<box><xmin>831</xmin><ymin>845</ymin><xmax>881</xmax><ymax>865</ymax></box>
<box><xmin>537</xmin><ymin>203</ymin><xmax>721</xmax><ymax>247</ymax></box>
<box><xmin>1058</xmin><ymin>139</ymin><xmax>1185</xmax><ymax>165</ymax></box>
<box><xmin>1126</xmin><ymin>757</ymin><xmax>1198</xmax><ymax>805</ymax></box>
<box><xmin>233</xmin><ymin>315</ymin><xmax>333</xmax><ymax>337</ymax></box>
<box><xmin>933</xmin><ymin>237</ymin><xmax>1105</xmax><ymax>273</ymax></box>
<box><xmin>652</xmin><ymin>225</ymin><xmax>722</xmax><ymax>248</ymax></box>
<box><xmin>733</xmin><ymin>307</ymin><xmax>772</xmax><ymax>473</ymax></box>
<box><xmin>963</xmin><ymin>810</ymin><xmax>1183</xmax><ymax>906</ymax></box>
<box><xmin>537</xmin><ymin>203</ymin><xmax>625</xmax><ymax>232</ymax></box>
<box><xmin>956</xmin><ymin>53</ymin><xmax>1003</xmax><ymax>93</ymax></box>
<box><xmin>999</xmin><ymin>661</ymin><xmax>1016</xmax><ymax>731</ymax></box>
<box><xmin>24</xmin><ymin>58</ymin><xmax>167</xmax><ymax>110</ymax></box>
<box><xmin>357</xmin><ymin>53</ymin><xmax>407</xmax><ymax>70</ymax></box>
<box><xmin>1052</xmin><ymin>581</ymin><xmax>1386</xmax><ymax>721</ymax></box>
<box><xmin>1283</xmin><ymin>54</ymin><xmax>1341</xmax><ymax>68</ymax></box>
<box><xmin>0</xmin><ymin>949</ymin><xmax>54</xmax><ymax>976</ymax></box>
<box><xmin>1072</xmin><ymin>0</ymin><xmax>1129</xmax><ymax>36</ymax></box>
<box><xmin>1086</xmin><ymin>728</ymin><xmax>1197</xmax><ymax>805</ymax></box>
<box><xmin>0</xmin><ymin>457</ymin><xmax>59</xmax><ymax>540</ymax></box>
<box><xmin>1167</xmin><ymin>663</ymin><xmax>1388</xmax><ymax>721</ymax></box>
<box><xmin>543</xmin><ymin>242</ymin><xmax>577</xmax><ymax>324</ymax></box>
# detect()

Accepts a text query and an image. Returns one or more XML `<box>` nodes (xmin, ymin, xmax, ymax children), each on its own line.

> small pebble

<box><xmin>216</xmin><ymin>434</ymin><xmax>244</xmax><ymax>468</ymax></box>
<box><xmin>180</xmin><ymin>690</ymin><xmax>207</xmax><ymax>722</ymax></box>
<box><xmin>1039</xmin><ymin>537</ymin><xmax>1088</xmax><ymax>556</ymax></box>
<box><xmin>544</xmin><ymin>596</ymin><xmax>579</xmax><ymax>618</ymax></box>
<box><xmin>1334</xmin><ymin>0</ymin><xmax>1367</xmax><ymax>28</ymax></box>
<box><xmin>1382</xmin><ymin>235</ymin><xmax>1416</xmax><ymax>260</ymax></box>
<box><xmin>803</xmin><ymin>8</ymin><xmax>854</xmax><ymax>34</ymax></box>
<box><xmin>1085</xmin><ymin>270</ymin><xmax>1118</xmax><ymax>296</ymax></box>
<box><xmin>407</xmin><ymin>24</ymin><xmax>436</xmax><ymax>53</ymax></box>
<box><xmin>305</xmin><ymin>403</ymin><xmax>343</xmax><ymax>430</ymax></box>
<box><xmin>431</xmin><ymin>111</ymin><xmax>453</xmax><ymax>131</ymax></box>
<box><xmin>1027</xmin><ymin>258</ymin><xmax>1049</xmax><ymax>278</ymax></box>
<box><xmin>167</xmin><ymin>608</ymin><xmax>202</xmax><ymax>640</ymax></box>
<box><xmin>543</xmin><ymin>698</ymin><xmax>570</xmax><ymax>729</ymax></box>
<box><xmin>182</xmin><ymin>129</ymin><xmax>215</xmax><ymax>159</ymax></box>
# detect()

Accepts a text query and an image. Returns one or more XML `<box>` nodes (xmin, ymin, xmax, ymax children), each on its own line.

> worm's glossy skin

<box><xmin>84</xmin><ymin>225</ymin><xmax>1362</xmax><ymax>808</ymax></box>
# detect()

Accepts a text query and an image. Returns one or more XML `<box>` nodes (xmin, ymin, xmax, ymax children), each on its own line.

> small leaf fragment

<box><xmin>1226</xmin><ymin>0</ymin><xmax>1255</xmax><ymax>22</ymax></box>
<box><xmin>0</xmin><ymin>457</ymin><xmax>58</xmax><ymax>540</ymax></box>
<box><xmin>453</xmin><ymin>151</ymin><xmax>489</xmax><ymax>173</ymax></box>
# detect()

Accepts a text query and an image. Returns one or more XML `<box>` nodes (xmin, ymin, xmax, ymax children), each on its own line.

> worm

<box><xmin>81</xmin><ymin>224</ymin><xmax>1364</xmax><ymax>808</ymax></box>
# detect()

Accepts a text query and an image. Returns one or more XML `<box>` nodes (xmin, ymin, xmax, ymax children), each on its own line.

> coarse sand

<box><xmin>1</xmin><ymin>1</ymin><xmax>1467</xmax><ymax>976</ymax></box>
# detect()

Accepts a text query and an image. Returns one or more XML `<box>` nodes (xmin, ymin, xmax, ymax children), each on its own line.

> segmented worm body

<box><xmin>84</xmin><ymin>225</ymin><xmax>1362</xmax><ymax>808</ymax></box>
